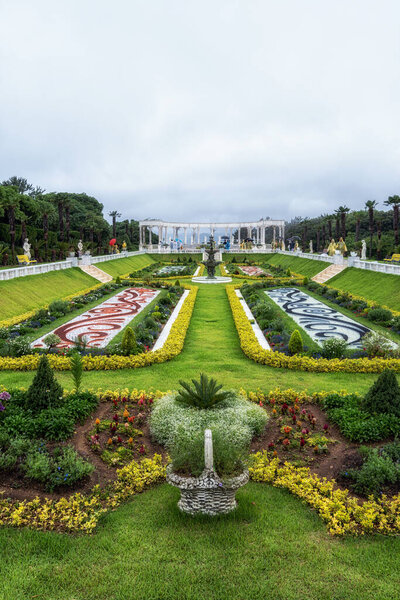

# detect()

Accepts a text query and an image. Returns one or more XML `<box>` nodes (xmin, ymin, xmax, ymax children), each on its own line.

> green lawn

<box><xmin>0</xmin><ymin>268</ymin><xmax>97</xmax><ymax>320</ymax></box>
<box><xmin>2</xmin><ymin>283</ymin><xmax>395</xmax><ymax>394</ymax></box>
<box><xmin>1</xmin><ymin>483</ymin><xmax>400</xmax><ymax>600</ymax></box>
<box><xmin>97</xmin><ymin>254</ymin><xmax>156</xmax><ymax>277</ymax></box>
<box><xmin>328</xmin><ymin>267</ymin><xmax>400</xmax><ymax>311</ymax></box>
<box><xmin>265</xmin><ymin>253</ymin><xmax>328</xmax><ymax>277</ymax></box>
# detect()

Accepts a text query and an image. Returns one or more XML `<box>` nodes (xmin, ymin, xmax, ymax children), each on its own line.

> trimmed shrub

<box><xmin>320</xmin><ymin>338</ymin><xmax>347</xmax><ymax>359</ymax></box>
<box><xmin>362</xmin><ymin>370</ymin><xmax>400</xmax><ymax>417</ymax></box>
<box><xmin>121</xmin><ymin>327</ymin><xmax>138</xmax><ymax>356</ymax></box>
<box><xmin>26</xmin><ymin>355</ymin><xmax>63</xmax><ymax>412</ymax></box>
<box><xmin>288</xmin><ymin>329</ymin><xmax>303</xmax><ymax>355</ymax></box>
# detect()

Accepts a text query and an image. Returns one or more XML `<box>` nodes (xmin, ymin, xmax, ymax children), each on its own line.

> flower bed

<box><xmin>227</xmin><ymin>284</ymin><xmax>400</xmax><ymax>373</ymax></box>
<box><xmin>0</xmin><ymin>286</ymin><xmax>197</xmax><ymax>371</ymax></box>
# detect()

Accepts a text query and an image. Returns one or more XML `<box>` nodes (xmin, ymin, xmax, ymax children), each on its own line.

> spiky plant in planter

<box><xmin>176</xmin><ymin>374</ymin><xmax>230</xmax><ymax>409</ymax></box>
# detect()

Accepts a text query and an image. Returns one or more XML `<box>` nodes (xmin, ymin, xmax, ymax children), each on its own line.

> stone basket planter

<box><xmin>166</xmin><ymin>429</ymin><xmax>249</xmax><ymax>516</ymax></box>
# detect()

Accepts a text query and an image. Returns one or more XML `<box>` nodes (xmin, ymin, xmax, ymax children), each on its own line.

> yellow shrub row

<box><xmin>249</xmin><ymin>452</ymin><xmax>400</xmax><ymax>536</ymax></box>
<box><xmin>241</xmin><ymin>386</ymin><xmax>351</xmax><ymax>405</ymax></box>
<box><xmin>0</xmin><ymin>287</ymin><xmax>198</xmax><ymax>371</ymax></box>
<box><xmin>226</xmin><ymin>284</ymin><xmax>400</xmax><ymax>373</ymax></box>
<box><xmin>0</xmin><ymin>455</ymin><xmax>166</xmax><ymax>534</ymax></box>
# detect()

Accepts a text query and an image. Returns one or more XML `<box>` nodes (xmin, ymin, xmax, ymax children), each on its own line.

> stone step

<box><xmin>311</xmin><ymin>264</ymin><xmax>347</xmax><ymax>284</ymax></box>
<box><xmin>79</xmin><ymin>264</ymin><xmax>113</xmax><ymax>283</ymax></box>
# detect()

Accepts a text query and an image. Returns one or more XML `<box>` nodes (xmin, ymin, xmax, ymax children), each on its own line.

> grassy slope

<box><xmin>2</xmin><ymin>283</ymin><xmax>396</xmax><ymax>393</ymax></box>
<box><xmin>266</xmin><ymin>253</ymin><xmax>328</xmax><ymax>277</ymax></box>
<box><xmin>97</xmin><ymin>254</ymin><xmax>156</xmax><ymax>277</ymax></box>
<box><xmin>1</xmin><ymin>483</ymin><xmax>400</xmax><ymax>600</ymax></box>
<box><xmin>328</xmin><ymin>267</ymin><xmax>400</xmax><ymax>310</ymax></box>
<box><xmin>0</xmin><ymin>268</ymin><xmax>97</xmax><ymax>320</ymax></box>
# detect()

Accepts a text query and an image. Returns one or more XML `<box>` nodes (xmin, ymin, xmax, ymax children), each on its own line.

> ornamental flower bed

<box><xmin>1</xmin><ymin>386</ymin><xmax>400</xmax><ymax>536</ymax></box>
<box><xmin>227</xmin><ymin>284</ymin><xmax>400</xmax><ymax>373</ymax></box>
<box><xmin>0</xmin><ymin>286</ymin><xmax>197</xmax><ymax>371</ymax></box>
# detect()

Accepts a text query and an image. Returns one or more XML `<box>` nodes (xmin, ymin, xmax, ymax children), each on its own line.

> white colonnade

<box><xmin>138</xmin><ymin>219</ymin><xmax>286</xmax><ymax>250</ymax></box>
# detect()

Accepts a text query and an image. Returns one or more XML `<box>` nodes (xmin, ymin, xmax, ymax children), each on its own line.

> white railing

<box><xmin>351</xmin><ymin>257</ymin><xmax>400</xmax><ymax>276</ymax></box>
<box><xmin>0</xmin><ymin>260</ymin><xmax>73</xmax><ymax>281</ymax></box>
<box><xmin>91</xmin><ymin>250</ymin><xmax>145</xmax><ymax>264</ymax></box>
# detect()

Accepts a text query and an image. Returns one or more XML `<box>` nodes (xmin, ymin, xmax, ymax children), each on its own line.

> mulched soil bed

<box><xmin>1</xmin><ymin>397</ymin><xmax>398</xmax><ymax>503</ymax></box>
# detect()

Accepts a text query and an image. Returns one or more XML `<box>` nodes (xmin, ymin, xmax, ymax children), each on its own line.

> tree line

<box><xmin>0</xmin><ymin>177</ymin><xmax>143</xmax><ymax>265</ymax></box>
<box><xmin>285</xmin><ymin>197</ymin><xmax>400</xmax><ymax>259</ymax></box>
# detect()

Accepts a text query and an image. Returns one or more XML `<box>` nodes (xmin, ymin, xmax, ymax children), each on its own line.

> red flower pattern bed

<box><xmin>32</xmin><ymin>288</ymin><xmax>159</xmax><ymax>349</ymax></box>
<box><xmin>240</xmin><ymin>266</ymin><xmax>266</xmax><ymax>277</ymax></box>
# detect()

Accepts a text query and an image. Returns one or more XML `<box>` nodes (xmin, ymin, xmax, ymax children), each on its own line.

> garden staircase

<box><xmin>79</xmin><ymin>264</ymin><xmax>113</xmax><ymax>283</ymax></box>
<box><xmin>311</xmin><ymin>264</ymin><xmax>347</xmax><ymax>284</ymax></box>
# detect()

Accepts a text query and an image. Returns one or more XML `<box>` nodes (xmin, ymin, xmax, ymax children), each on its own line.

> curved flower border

<box><xmin>0</xmin><ymin>286</ymin><xmax>198</xmax><ymax>371</ymax></box>
<box><xmin>227</xmin><ymin>284</ymin><xmax>400</xmax><ymax>373</ymax></box>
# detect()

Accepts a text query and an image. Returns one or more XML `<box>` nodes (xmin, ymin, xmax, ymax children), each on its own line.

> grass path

<box><xmin>2</xmin><ymin>283</ymin><xmax>394</xmax><ymax>393</ymax></box>
<box><xmin>1</xmin><ymin>483</ymin><xmax>400</xmax><ymax>600</ymax></box>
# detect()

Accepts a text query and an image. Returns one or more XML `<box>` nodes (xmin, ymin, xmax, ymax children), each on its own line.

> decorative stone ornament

<box><xmin>166</xmin><ymin>429</ymin><xmax>249</xmax><ymax>515</ymax></box>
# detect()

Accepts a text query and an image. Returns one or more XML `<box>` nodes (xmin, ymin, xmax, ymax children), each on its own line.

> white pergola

<box><xmin>139</xmin><ymin>219</ymin><xmax>285</xmax><ymax>250</ymax></box>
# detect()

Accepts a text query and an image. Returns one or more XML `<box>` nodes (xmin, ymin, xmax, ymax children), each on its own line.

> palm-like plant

<box><xmin>335</xmin><ymin>205</ymin><xmax>350</xmax><ymax>239</ymax></box>
<box><xmin>176</xmin><ymin>374</ymin><xmax>230</xmax><ymax>409</ymax></box>
<box><xmin>365</xmin><ymin>200</ymin><xmax>378</xmax><ymax>258</ymax></box>
<box><xmin>109</xmin><ymin>210</ymin><xmax>121</xmax><ymax>238</ymax></box>
<box><xmin>384</xmin><ymin>195</ymin><xmax>400</xmax><ymax>248</ymax></box>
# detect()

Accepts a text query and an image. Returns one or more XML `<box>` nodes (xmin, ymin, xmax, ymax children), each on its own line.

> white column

<box><xmin>184</xmin><ymin>228</ymin><xmax>187</xmax><ymax>245</ymax></box>
<box><xmin>238</xmin><ymin>225</ymin><xmax>241</xmax><ymax>246</ymax></box>
<box><xmin>273</xmin><ymin>227</ymin><xmax>276</xmax><ymax>244</ymax></box>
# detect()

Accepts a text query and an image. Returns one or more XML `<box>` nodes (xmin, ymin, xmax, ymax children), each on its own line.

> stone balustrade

<box><xmin>0</xmin><ymin>260</ymin><xmax>74</xmax><ymax>281</ymax></box>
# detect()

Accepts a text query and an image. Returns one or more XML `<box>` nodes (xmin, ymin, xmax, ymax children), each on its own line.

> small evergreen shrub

<box><xmin>286</xmin><ymin>268</ymin><xmax>291</xmax><ymax>277</ymax></box>
<box><xmin>367</xmin><ymin>307</ymin><xmax>393</xmax><ymax>324</ymax></box>
<box><xmin>26</xmin><ymin>355</ymin><xmax>63</xmax><ymax>412</ymax></box>
<box><xmin>362</xmin><ymin>370</ymin><xmax>400</xmax><ymax>417</ymax></box>
<box><xmin>115</xmin><ymin>276</ymin><xmax>121</xmax><ymax>285</ymax></box>
<box><xmin>48</xmin><ymin>300</ymin><xmax>69</xmax><ymax>315</ymax></box>
<box><xmin>288</xmin><ymin>329</ymin><xmax>303</xmax><ymax>355</ymax></box>
<box><xmin>121</xmin><ymin>327</ymin><xmax>138</xmax><ymax>355</ymax></box>
<box><xmin>70</xmin><ymin>351</ymin><xmax>83</xmax><ymax>391</ymax></box>
<box><xmin>43</xmin><ymin>333</ymin><xmax>61</xmax><ymax>349</ymax></box>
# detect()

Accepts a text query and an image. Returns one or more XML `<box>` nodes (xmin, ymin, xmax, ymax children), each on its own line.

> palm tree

<box><xmin>0</xmin><ymin>186</ymin><xmax>25</xmax><ymax>260</ymax></box>
<box><xmin>36</xmin><ymin>199</ymin><xmax>55</xmax><ymax>260</ymax></box>
<box><xmin>335</xmin><ymin>206</ymin><xmax>350</xmax><ymax>239</ymax></box>
<box><xmin>384</xmin><ymin>195</ymin><xmax>400</xmax><ymax>248</ymax></box>
<box><xmin>109</xmin><ymin>210</ymin><xmax>121</xmax><ymax>238</ymax></box>
<box><xmin>365</xmin><ymin>200</ymin><xmax>378</xmax><ymax>259</ymax></box>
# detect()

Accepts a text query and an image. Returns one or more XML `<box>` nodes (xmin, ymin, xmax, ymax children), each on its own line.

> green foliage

<box><xmin>70</xmin><ymin>351</ymin><xmax>83</xmax><ymax>391</ymax></box>
<box><xmin>48</xmin><ymin>300</ymin><xmax>69</xmax><ymax>315</ymax></box>
<box><xmin>362</xmin><ymin>332</ymin><xmax>398</xmax><ymax>359</ymax></box>
<box><xmin>22</xmin><ymin>444</ymin><xmax>94</xmax><ymax>492</ymax></box>
<box><xmin>286</xmin><ymin>268</ymin><xmax>291</xmax><ymax>277</ymax></box>
<box><xmin>303</xmin><ymin>276</ymin><xmax>309</xmax><ymax>285</ymax></box>
<box><xmin>43</xmin><ymin>333</ymin><xmax>61</xmax><ymax>349</ymax></box>
<box><xmin>323</xmin><ymin>393</ymin><xmax>400</xmax><ymax>442</ymax></box>
<box><xmin>367</xmin><ymin>307</ymin><xmax>393</xmax><ymax>324</ymax></box>
<box><xmin>288</xmin><ymin>329</ymin><xmax>303</xmax><ymax>355</ymax></box>
<box><xmin>174</xmin><ymin>279</ymin><xmax>180</xmax><ymax>287</ymax></box>
<box><xmin>363</xmin><ymin>370</ymin><xmax>400</xmax><ymax>417</ymax></box>
<box><xmin>345</xmin><ymin>443</ymin><xmax>400</xmax><ymax>495</ymax></box>
<box><xmin>121</xmin><ymin>327</ymin><xmax>138</xmax><ymax>356</ymax></box>
<box><xmin>320</xmin><ymin>338</ymin><xmax>348</xmax><ymax>359</ymax></box>
<box><xmin>176</xmin><ymin>374</ymin><xmax>231</xmax><ymax>409</ymax></box>
<box><xmin>26</xmin><ymin>355</ymin><xmax>63</xmax><ymax>412</ymax></box>
<box><xmin>115</xmin><ymin>276</ymin><xmax>121</xmax><ymax>285</ymax></box>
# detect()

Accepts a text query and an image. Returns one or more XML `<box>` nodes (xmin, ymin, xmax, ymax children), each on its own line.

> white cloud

<box><xmin>1</xmin><ymin>0</ymin><xmax>400</xmax><ymax>222</ymax></box>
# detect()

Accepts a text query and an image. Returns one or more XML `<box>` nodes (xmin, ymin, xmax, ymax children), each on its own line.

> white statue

<box><xmin>23</xmin><ymin>238</ymin><xmax>31</xmax><ymax>260</ymax></box>
<box><xmin>77</xmin><ymin>239</ymin><xmax>83</xmax><ymax>255</ymax></box>
<box><xmin>309</xmin><ymin>240</ymin><xmax>313</xmax><ymax>254</ymax></box>
<box><xmin>361</xmin><ymin>239</ymin><xmax>367</xmax><ymax>260</ymax></box>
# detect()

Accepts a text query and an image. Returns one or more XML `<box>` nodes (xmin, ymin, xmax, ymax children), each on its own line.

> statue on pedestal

<box><xmin>23</xmin><ymin>238</ymin><xmax>31</xmax><ymax>260</ymax></box>
<box><xmin>309</xmin><ymin>240</ymin><xmax>313</xmax><ymax>254</ymax></box>
<box><xmin>327</xmin><ymin>239</ymin><xmax>336</xmax><ymax>256</ymax></box>
<box><xmin>337</xmin><ymin>237</ymin><xmax>347</xmax><ymax>255</ymax></box>
<box><xmin>361</xmin><ymin>239</ymin><xmax>367</xmax><ymax>260</ymax></box>
<box><xmin>122</xmin><ymin>241</ymin><xmax>127</xmax><ymax>250</ymax></box>
<box><xmin>77</xmin><ymin>240</ymin><xmax>83</xmax><ymax>256</ymax></box>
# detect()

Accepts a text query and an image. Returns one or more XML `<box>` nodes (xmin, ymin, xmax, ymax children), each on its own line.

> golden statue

<box><xmin>122</xmin><ymin>241</ymin><xmax>127</xmax><ymax>250</ymax></box>
<box><xmin>327</xmin><ymin>239</ymin><xmax>336</xmax><ymax>256</ymax></box>
<box><xmin>337</xmin><ymin>237</ymin><xmax>347</xmax><ymax>255</ymax></box>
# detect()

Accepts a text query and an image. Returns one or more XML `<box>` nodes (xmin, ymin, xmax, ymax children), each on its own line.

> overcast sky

<box><xmin>1</xmin><ymin>0</ymin><xmax>400</xmax><ymax>224</ymax></box>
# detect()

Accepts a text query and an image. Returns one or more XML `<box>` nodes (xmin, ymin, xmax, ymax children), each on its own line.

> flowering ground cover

<box><xmin>239</xmin><ymin>265</ymin><xmax>267</xmax><ymax>277</ymax></box>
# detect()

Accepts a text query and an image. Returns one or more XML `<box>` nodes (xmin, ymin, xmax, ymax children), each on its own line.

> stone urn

<box><xmin>166</xmin><ymin>429</ymin><xmax>249</xmax><ymax>516</ymax></box>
